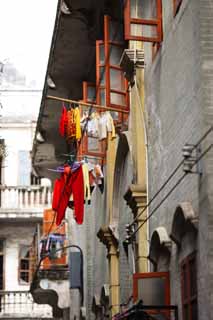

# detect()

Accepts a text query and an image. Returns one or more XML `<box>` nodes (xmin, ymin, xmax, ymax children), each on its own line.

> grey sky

<box><xmin>0</xmin><ymin>0</ymin><xmax>58</xmax><ymax>87</ymax></box>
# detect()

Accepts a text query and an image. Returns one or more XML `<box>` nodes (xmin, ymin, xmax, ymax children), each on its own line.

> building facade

<box><xmin>0</xmin><ymin>63</ymin><xmax>53</xmax><ymax>319</ymax></box>
<box><xmin>32</xmin><ymin>1</ymin><xmax>213</xmax><ymax>320</ymax></box>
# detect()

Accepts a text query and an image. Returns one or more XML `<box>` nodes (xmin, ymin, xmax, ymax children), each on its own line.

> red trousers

<box><xmin>52</xmin><ymin>166</ymin><xmax>84</xmax><ymax>225</ymax></box>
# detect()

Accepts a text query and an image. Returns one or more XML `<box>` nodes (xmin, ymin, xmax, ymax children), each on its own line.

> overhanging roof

<box><xmin>32</xmin><ymin>0</ymin><xmax>123</xmax><ymax>179</ymax></box>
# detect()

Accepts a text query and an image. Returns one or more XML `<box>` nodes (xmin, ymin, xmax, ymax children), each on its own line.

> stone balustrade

<box><xmin>0</xmin><ymin>290</ymin><xmax>52</xmax><ymax>318</ymax></box>
<box><xmin>0</xmin><ymin>185</ymin><xmax>52</xmax><ymax>209</ymax></box>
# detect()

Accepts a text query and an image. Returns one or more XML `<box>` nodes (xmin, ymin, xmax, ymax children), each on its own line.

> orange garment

<box><xmin>66</xmin><ymin>108</ymin><xmax>81</xmax><ymax>141</ymax></box>
<box><xmin>66</xmin><ymin>109</ymin><xmax>76</xmax><ymax>139</ymax></box>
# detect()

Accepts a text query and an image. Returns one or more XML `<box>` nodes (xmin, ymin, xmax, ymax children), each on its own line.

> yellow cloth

<box><xmin>75</xmin><ymin>108</ymin><xmax>81</xmax><ymax>140</ymax></box>
<box><xmin>82</xmin><ymin>163</ymin><xmax>90</xmax><ymax>203</ymax></box>
<box><xmin>109</xmin><ymin>113</ymin><xmax>116</xmax><ymax>140</ymax></box>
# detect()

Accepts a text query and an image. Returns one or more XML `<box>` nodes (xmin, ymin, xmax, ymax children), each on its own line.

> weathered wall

<box><xmin>117</xmin><ymin>151</ymin><xmax>134</xmax><ymax>305</ymax></box>
<box><xmin>0</xmin><ymin>222</ymin><xmax>38</xmax><ymax>290</ymax></box>
<box><xmin>68</xmin><ymin>184</ymin><xmax>108</xmax><ymax>320</ymax></box>
<box><xmin>142</xmin><ymin>0</ymin><xmax>213</xmax><ymax>319</ymax></box>
<box><xmin>199</xmin><ymin>0</ymin><xmax>213</xmax><ymax>319</ymax></box>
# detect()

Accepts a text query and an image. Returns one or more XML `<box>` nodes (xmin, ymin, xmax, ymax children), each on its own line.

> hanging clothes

<box><xmin>66</xmin><ymin>107</ymin><xmax>82</xmax><ymax>141</ymax></box>
<box><xmin>75</xmin><ymin>107</ymin><xmax>81</xmax><ymax>140</ymax></box>
<box><xmin>68</xmin><ymin>162</ymin><xmax>91</xmax><ymax>206</ymax></box>
<box><xmin>59</xmin><ymin>104</ymin><xmax>68</xmax><ymax>137</ymax></box>
<box><xmin>87</xmin><ymin>112</ymin><xmax>99</xmax><ymax>137</ymax></box>
<box><xmin>93</xmin><ymin>164</ymin><xmax>104</xmax><ymax>193</ymax></box>
<box><xmin>88</xmin><ymin>163</ymin><xmax>104</xmax><ymax>194</ymax></box>
<box><xmin>98</xmin><ymin>111</ymin><xmax>116</xmax><ymax>140</ymax></box>
<box><xmin>66</xmin><ymin>109</ymin><xmax>76</xmax><ymax>139</ymax></box>
<box><xmin>52</xmin><ymin>165</ymin><xmax>84</xmax><ymax>225</ymax></box>
<box><xmin>82</xmin><ymin>162</ymin><xmax>91</xmax><ymax>204</ymax></box>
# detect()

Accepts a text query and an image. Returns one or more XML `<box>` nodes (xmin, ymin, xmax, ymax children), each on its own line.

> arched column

<box><xmin>124</xmin><ymin>184</ymin><xmax>148</xmax><ymax>273</ymax></box>
<box><xmin>97</xmin><ymin>226</ymin><xmax>119</xmax><ymax>317</ymax></box>
<box><xmin>149</xmin><ymin>227</ymin><xmax>171</xmax><ymax>271</ymax></box>
<box><xmin>170</xmin><ymin>202</ymin><xmax>198</xmax><ymax>247</ymax></box>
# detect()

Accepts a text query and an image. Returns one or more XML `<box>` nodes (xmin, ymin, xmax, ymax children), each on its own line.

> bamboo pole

<box><xmin>46</xmin><ymin>95</ymin><xmax>129</xmax><ymax>114</ymax></box>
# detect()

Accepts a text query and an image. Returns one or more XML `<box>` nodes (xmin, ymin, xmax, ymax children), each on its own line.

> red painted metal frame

<box><xmin>173</xmin><ymin>0</ymin><xmax>183</xmax><ymax>16</ymax></box>
<box><xmin>124</xmin><ymin>0</ymin><xmax>163</xmax><ymax>43</ymax></box>
<box><xmin>181</xmin><ymin>252</ymin><xmax>197</xmax><ymax>320</ymax></box>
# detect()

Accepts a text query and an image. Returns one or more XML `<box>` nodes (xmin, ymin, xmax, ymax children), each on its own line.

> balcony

<box><xmin>0</xmin><ymin>185</ymin><xmax>52</xmax><ymax>220</ymax></box>
<box><xmin>0</xmin><ymin>290</ymin><xmax>53</xmax><ymax>319</ymax></box>
<box><xmin>30</xmin><ymin>214</ymin><xmax>70</xmax><ymax>318</ymax></box>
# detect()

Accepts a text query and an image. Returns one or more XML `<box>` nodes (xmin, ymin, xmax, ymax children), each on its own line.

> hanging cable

<box><xmin>129</xmin><ymin>125</ymin><xmax>213</xmax><ymax>228</ymax></box>
<box><xmin>129</xmin><ymin>142</ymin><xmax>213</xmax><ymax>240</ymax></box>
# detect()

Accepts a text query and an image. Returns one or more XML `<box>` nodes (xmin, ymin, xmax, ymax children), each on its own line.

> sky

<box><xmin>0</xmin><ymin>0</ymin><xmax>58</xmax><ymax>88</ymax></box>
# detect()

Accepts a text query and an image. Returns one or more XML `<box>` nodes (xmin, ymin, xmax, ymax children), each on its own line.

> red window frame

<box><xmin>124</xmin><ymin>0</ymin><xmax>163</xmax><ymax>43</ymax></box>
<box><xmin>181</xmin><ymin>252</ymin><xmax>198</xmax><ymax>320</ymax></box>
<box><xmin>79</xmin><ymin>15</ymin><xmax>130</xmax><ymax>161</ymax></box>
<box><xmin>96</xmin><ymin>16</ymin><xmax>129</xmax><ymax>127</ymax></box>
<box><xmin>96</xmin><ymin>40</ymin><xmax>107</xmax><ymax>107</ymax></box>
<box><xmin>133</xmin><ymin>272</ymin><xmax>170</xmax><ymax>318</ymax></box>
<box><xmin>173</xmin><ymin>0</ymin><xmax>183</xmax><ymax>16</ymax></box>
<box><xmin>78</xmin><ymin>81</ymin><xmax>106</xmax><ymax>162</ymax></box>
<box><xmin>82</xmin><ymin>81</ymin><xmax>96</xmax><ymax>104</ymax></box>
<box><xmin>133</xmin><ymin>272</ymin><xmax>170</xmax><ymax>303</ymax></box>
<box><xmin>103</xmin><ymin>16</ymin><xmax>129</xmax><ymax>113</ymax></box>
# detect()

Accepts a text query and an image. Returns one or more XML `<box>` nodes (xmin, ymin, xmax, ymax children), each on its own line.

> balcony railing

<box><xmin>0</xmin><ymin>185</ymin><xmax>52</xmax><ymax>209</ymax></box>
<box><xmin>0</xmin><ymin>290</ymin><xmax>53</xmax><ymax>318</ymax></box>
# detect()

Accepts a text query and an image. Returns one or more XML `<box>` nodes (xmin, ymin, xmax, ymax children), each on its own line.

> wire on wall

<box><xmin>129</xmin><ymin>142</ymin><xmax>213</xmax><ymax>240</ymax></box>
<box><xmin>129</xmin><ymin>125</ymin><xmax>213</xmax><ymax>228</ymax></box>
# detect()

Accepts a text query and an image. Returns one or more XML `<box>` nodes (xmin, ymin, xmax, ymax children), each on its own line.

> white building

<box><xmin>0</xmin><ymin>63</ymin><xmax>52</xmax><ymax>319</ymax></box>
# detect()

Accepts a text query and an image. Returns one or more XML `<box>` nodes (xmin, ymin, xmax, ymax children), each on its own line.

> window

<box><xmin>79</xmin><ymin>81</ymin><xmax>106</xmax><ymax>162</ymax></box>
<box><xmin>82</xmin><ymin>82</ymin><xmax>96</xmax><ymax>104</ymax></box>
<box><xmin>124</xmin><ymin>0</ymin><xmax>163</xmax><ymax>43</ymax></box>
<box><xmin>181</xmin><ymin>252</ymin><xmax>198</xmax><ymax>320</ymax></box>
<box><xmin>19</xmin><ymin>246</ymin><xmax>31</xmax><ymax>284</ymax></box>
<box><xmin>102</xmin><ymin>16</ymin><xmax>129</xmax><ymax>114</ymax></box>
<box><xmin>173</xmin><ymin>0</ymin><xmax>183</xmax><ymax>16</ymax></box>
<box><xmin>18</xmin><ymin>151</ymin><xmax>31</xmax><ymax>186</ymax></box>
<box><xmin>79</xmin><ymin>16</ymin><xmax>129</xmax><ymax>161</ymax></box>
<box><xmin>133</xmin><ymin>272</ymin><xmax>170</xmax><ymax>318</ymax></box>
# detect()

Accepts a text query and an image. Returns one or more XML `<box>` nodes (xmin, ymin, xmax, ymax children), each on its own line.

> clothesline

<box><xmin>46</xmin><ymin>95</ymin><xmax>129</xmax><ymax>114</ymax></box>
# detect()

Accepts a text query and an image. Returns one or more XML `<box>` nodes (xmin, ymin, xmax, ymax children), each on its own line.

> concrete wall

<box><xmin>0</xmin><ymin>222</ymin><xmax>38</xmax><ymax>290</ymax></box>
<box><xmin>199</xmin><ymin>0</ymin><xmax>213</xmax><ymax>319</ymax></box>
<box><xmin>0</xmin><ymin>74</ymin><xmax>49</xmax><ymax>294</ymax></box>
<box><xmin>141</xmin><ymin>0</ymin><xmax>212</xmax><ymax>319</ymax></box>
<box><xmin>0</xmin><ymin>91</ymin><xmax>41</xmax><ymax>185</ymax></box>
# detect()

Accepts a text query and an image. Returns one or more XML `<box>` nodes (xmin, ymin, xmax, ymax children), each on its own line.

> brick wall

<box><xmin>142</xmin><ymin>0</ymin><xmax>213</xmax><ymax>319</ymax></box>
